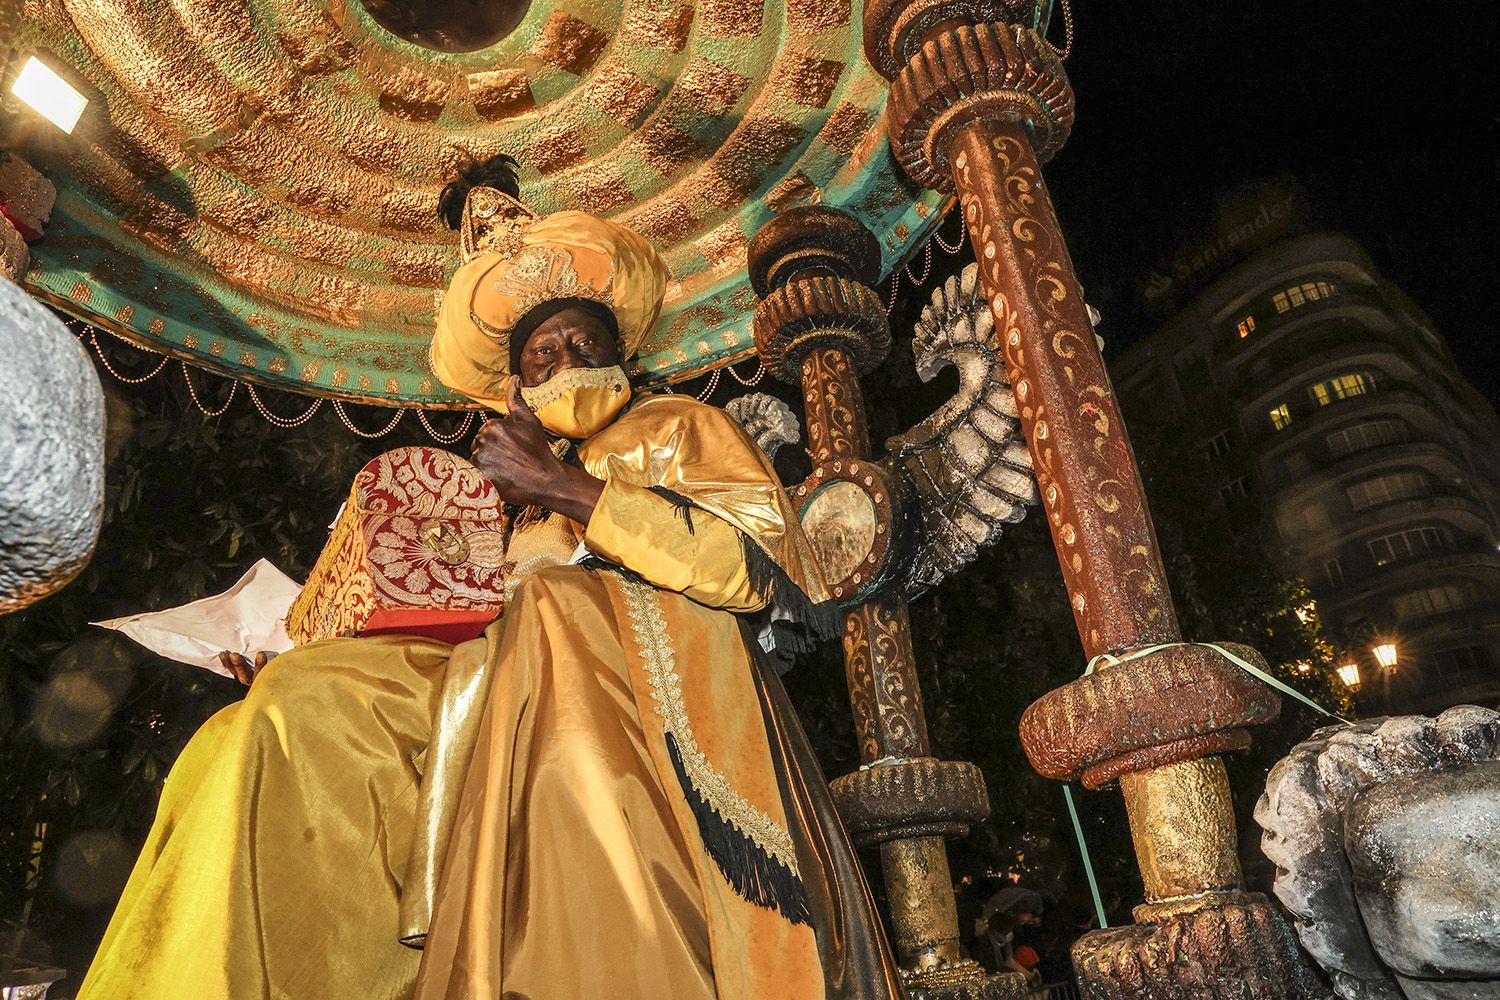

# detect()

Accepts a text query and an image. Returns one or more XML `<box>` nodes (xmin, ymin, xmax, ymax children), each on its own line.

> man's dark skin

<box><xmin>222</xmin><ymin>305</ymin><xmax>619</xmax><ymax>686</ymax></box>
<box><xmin>467</xmin><ymin>304</ymin><xmax>615</xmax><ymax>524</ymax></box>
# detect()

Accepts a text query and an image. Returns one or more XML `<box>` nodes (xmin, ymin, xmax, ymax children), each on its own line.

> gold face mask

<box><xmin>519</xmin><ymin>365</ymin><xmax>631</xmax><ymax>439</ymax></box>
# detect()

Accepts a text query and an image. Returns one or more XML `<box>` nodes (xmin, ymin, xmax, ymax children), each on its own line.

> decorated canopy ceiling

<box><xmin>13</xmin><ymin>0</ymin><xmax>951</xmax><ymax>407</ymax></box>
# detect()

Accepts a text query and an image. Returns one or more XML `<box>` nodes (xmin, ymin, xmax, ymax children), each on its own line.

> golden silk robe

<box><xmin>78</xmin><ymin>396</ymin><xmax>900</xmax><ymax>1000</ymax></box>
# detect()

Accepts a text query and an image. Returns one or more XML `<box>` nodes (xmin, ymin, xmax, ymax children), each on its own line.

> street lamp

<box><xmin>1337</xmin><ymin>662</ymin><xmax>1361</xmax><ymax>690</ymax></box>
<box><xmin>1372</xmin><ymin>643</ymin><xmax>1399</xmax><ymax>670</ymax></box>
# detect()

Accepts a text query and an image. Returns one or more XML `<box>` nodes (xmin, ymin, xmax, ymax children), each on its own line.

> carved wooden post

<box><xmin>864</xmin><ymin>3</ymin><xmax>1330</xmax><ymax>996</ymax></box>
<box><xmin>749</xmin><ymin>208</ymin><xmax>1026</xmax><ymax>1000</ymax></box>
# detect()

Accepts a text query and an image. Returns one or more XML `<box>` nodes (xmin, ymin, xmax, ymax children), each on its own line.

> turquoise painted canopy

<box><xmin>13</xmin><ymin>0</ymin><xmax>947</xmax><ymax>406</ymax></box>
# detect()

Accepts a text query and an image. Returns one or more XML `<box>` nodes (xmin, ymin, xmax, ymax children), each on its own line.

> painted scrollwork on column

<box><xmin>843</xmin><ymin>598</ymin><xmax>931</xmax><ymax>763</ymax></box>
<box><xmin>868</xmin><ymin>8</ymin><xmax>1329</xmax><ymax>997</ymax></box>
<box><xmin>751</xmin><ymin>205</ymin><xmax>1018</xmax><ymax>999</ymax></box>
<box><xmin>802</xmin><ymin>345</ymin><xmax>872</xmax><ymax>462</ymax></box>
<box><xmin>952</xmin><ymin>125</ymin><xmax>1174</xmax><ymax>657</ymax></box>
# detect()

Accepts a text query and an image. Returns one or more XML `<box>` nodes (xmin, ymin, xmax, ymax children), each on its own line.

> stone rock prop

<box><xmin>1257</xmin><ymin>705</ymin><xmax>1500</xmax><ymax>1000</ymax></box>
<box><xmin>0</xmin><ymin>215</ymin><xmax>27</xmax><ymax>282</ymax></box>
<box><xmin>0</xmin><ymin>278</ymin><xmax>105</xmax><ymax>612</ymax></box>
<box><xmin>0</xmin><ymin>152</ymin><xmax>58</xmax><ymax>241</ymax></box>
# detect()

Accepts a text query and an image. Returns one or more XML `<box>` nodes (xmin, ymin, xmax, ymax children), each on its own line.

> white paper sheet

<box><xmin>93</xmin><ymin>559</ymin><xmax>304</xmax><ymax>675</ymax></box>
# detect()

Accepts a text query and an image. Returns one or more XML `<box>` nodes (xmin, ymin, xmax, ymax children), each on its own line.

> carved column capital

<box><xmin>886</xmin><ymin>23</ymin><xmax>1074</xmax><ymax>192</ymax></box>
<box><xmin>862</xmin><ymin>0</ymin><xmax>1040</xmax><ymax>79</ymax></box>
<box><xmin>1019</xmin><ymin>642</ymin><xmax>1280</xmax><ymax>789</ymax></box>
<box><xmin>753</xmin><ymin>276</ymin><xmax>891</xmax><ymax>383</ymax></box>
<box><xmin>1072</xmin><ymin>893</ymin><xmax>1330</xmax><ymax>1000</ymax></box>
<box><xmin>748</xmin><ymin>206</ymin><xmax>891</xmax><ymax>382</ymax></box>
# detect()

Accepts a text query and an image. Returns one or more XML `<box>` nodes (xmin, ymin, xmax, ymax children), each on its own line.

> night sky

<box><xmin>1035</xmin><ymin>1</ymin><xmax>1499</xmax><ymax>404</ymax></box>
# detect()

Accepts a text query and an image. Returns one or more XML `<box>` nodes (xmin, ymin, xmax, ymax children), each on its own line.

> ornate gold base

<box><xmin>1070</xmin><ymin>893</ymin><xmax>1331</xmax><ymax>999</ymax></box>
<box><xmin>903</xmin><ymin>960</ymin><xmax>1030</xmax><ymax>1000</ymax></box>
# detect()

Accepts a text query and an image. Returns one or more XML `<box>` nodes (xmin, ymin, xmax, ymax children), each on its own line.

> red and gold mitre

<box><xmin>431</xmin><ymin>202</ymin><xmax>670</xmax><ymax>411</ymax></box>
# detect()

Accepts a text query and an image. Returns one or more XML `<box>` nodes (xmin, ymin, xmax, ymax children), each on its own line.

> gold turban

<box><xmin>431</xmin><ymin>198</ymin><xmax>670</xmax><ymax>412</ymax></box>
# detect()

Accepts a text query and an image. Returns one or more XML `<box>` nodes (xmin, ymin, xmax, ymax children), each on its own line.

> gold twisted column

<box><xmin>864</xmin><ymin>3</ymin><xmax>1330</xmax><ymax>996</ymax></box>
<box><xmin>750</xmin><ymin>207</ymin><xmax>1025</xmax><ymax>1000</ymax></box>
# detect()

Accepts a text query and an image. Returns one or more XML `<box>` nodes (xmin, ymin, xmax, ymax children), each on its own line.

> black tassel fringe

<box><xmin>647</xmin><ymin>485</ymin><xmax>698</xmax><ymax>534</ymax></box>
<box><xmin>575</xmin><ymin>553</ymin><xmax>651</xmax><ymax>587</ymax></box>
<box><xmin>739</xmin><ymin>534</ymin><xmax>841</xmax><ymax>649</ymax></box>
<box><xmin>665</xmin><ymin>732</ymin><xmax>812</xmax><ymax>926</ymax></box>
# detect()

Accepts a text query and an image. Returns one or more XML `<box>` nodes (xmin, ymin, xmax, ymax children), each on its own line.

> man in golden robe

<box><xmin>77</xmin><ymin>159</ymin><xmax>900</xmax><ymax>1000</ymax></box>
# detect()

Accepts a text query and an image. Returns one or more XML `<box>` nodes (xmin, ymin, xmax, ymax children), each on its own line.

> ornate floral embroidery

<box><xmin>519</xmin><ymin>364</ymin><xmax>627</xmax><ymax>411</ymax></box>
<box><xmin>619</xmin><ymin>578</ymin><xmax>801</xmax><ymax>874</ymax></box>
<box><xmin>492</xmin><ymin>245</ymin><xmax>615</xmax><ymax>322</ymax></box>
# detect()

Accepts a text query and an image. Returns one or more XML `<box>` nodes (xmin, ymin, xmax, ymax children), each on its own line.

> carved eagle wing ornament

<box><xmin>882</xmin><ymin>263</ymin><xmax>1038</xmax><ymax>596</ymax></box>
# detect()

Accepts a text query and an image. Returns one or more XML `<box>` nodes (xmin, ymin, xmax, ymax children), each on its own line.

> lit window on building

<box><xmin>1272</xmin><ymin>280</ymin><xmax>1336</xmax><ymax>314</ymax></box>
<box><xmin>1237</xmin><ymin>315</ymin><xmax>1256</xmax><ymax>338</ymax></box>
<box><xmin>1325</xmin><ymin>558</ymin><xmax>1345</xmax><ymax>588</ymax></box>
<box><xmin>1346</xmin><ymin>470</ymin><xmax>1430</xmax><ymax>511</ymax></box>
<box><xmin>1269</xmin><ymin>403</ymin><xmax>1293</xmax><ymax>431</ymax></box>
<box><xmin>1392</xmin><ymin>584</ymin><xmax>1470</xmax><ymax>619</ymax></box>
<box><xmin>1219</xmin><ymin>477</ymin><xmax>1249</xmax><ymax>502</ymax></box>
<box><xmin>1310</xmin><ymin>371</ymin><xmax>1375</xmax><ymax>407</ymax></box>
<box><xmin>1326</xmin><ymin>419</ymin><xmax>1406</xmax><ymax>457</ymax></box>
<box><xmin>1368</xmin><ymin>525</ymin><xmax>1451</xmax><ymax>566</ymax></box>
<box><xmin>1202</xmin><ymin>430</ymin><xmax>1232</xmax><ymax>460</ymax></box>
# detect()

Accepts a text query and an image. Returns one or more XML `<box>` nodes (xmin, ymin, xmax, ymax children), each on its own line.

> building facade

<box><xmin>1113</xmin><ymin>232</ymin><xmax>1500</xmax><ymax>713</ymax></box>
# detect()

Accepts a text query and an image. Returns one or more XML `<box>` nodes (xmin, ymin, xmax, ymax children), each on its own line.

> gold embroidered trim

<box><xmin>519</xmin><ymin>365</ymin><xmax>628</xmax><ymax>411</ymax></box>
<box><xmin>468</xmin><ymin>310</ymin><xmax>511</xmax><ymax>346</ymax></box>
<box><xmin>619</xmin><ymin>578</ymin><xmax>801</xmax><ymax>874</ymax></box>
<box><xmin>460</xmin><ymin>186</ymin><xmax>537</xmax><ymax>263</ymax></box>
<box><xmin>492</xmin><ymin>245</ymin><xmax>615</xmax><ymax>324</ymax></box>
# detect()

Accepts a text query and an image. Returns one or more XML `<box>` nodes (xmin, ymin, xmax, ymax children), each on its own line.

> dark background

<box><xmin>1043</xmin><ymin>0</ymin><xmax>1498</xmax><ymax>402</ymax></box>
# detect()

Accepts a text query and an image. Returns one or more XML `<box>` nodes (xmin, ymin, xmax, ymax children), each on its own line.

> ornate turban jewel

<box><xmin>431</xmin><ymin>189</ymin><xmax>671</xmax><ymax>413</ymax></box>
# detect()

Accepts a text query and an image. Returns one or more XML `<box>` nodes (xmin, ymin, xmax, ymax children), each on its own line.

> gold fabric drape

<box><xmin>79</xmin><ymin>396</ymin><xmax>894</xmax><ymax>1000</ymax></box>
<box><xmin>77</xmin><ymin>636</ymin><xmax>453</xmax><ymax>999</ymax></box>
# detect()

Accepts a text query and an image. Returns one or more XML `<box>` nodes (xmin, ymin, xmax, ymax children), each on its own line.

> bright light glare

<box><xmin>1372</xmin><ymin>643</ymin><xmax>1399</xmax><ymax>669</ymax></box>
<box><xmin>10</xmin><ymin>56</ymin><xmax>88</xmax><ymax>134</ymax></box>
<box><xmin>1337</xmin><ymin>662</ymin><xmax>1360</xmax><ymax>689</ymax></box>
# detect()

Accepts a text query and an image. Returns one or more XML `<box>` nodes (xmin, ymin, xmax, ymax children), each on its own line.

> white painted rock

<box><xmin>0</xmin><ymin>278</ymin><xmax>105</xmax><ymax>612</ymax></box>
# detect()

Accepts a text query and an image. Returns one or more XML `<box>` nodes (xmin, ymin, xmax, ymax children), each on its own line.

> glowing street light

<box><xmin>1372</xmin><ymin>643</ymin><xmax>1399</xmax><ymax>670</ymax></box>
<box><xmin>1337</xmin><ymin>662</ymin><xmax>1361</xmax><ymax>690</ymax></box>
<box><xmin>9</xmin><ymin>56</ymin><xmax>88</xmax><ymax>134</ymax></box>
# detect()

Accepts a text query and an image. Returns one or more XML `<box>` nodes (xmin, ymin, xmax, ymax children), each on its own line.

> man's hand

<box><xmin>470</xmin><ymin>379</ymin><xmax>605</xmax><ymax>524</ymax></box>
<box><xmin>220</xmin><ymin>650</ymin><xmax>272</xmax><ymax>687</ymax></box>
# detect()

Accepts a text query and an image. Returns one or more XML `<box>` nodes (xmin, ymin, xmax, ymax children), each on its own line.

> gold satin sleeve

<box><xmin>585</xmin><ymin>477</ymin><xmax>768</xmax><ymax>614</ymax></box>
<box><xmin>579</xmin><ymin>396</ymin><xmax>832</xmax><ymax>608</ymax></box>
